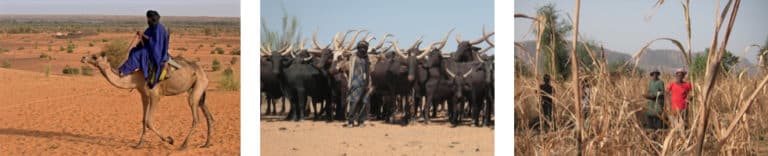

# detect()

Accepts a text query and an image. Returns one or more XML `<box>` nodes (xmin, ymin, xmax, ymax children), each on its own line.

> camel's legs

<box><xmin>134</xmin><ymin>94</ymin><xmax>150</xmax><ymax>148</ymax></box>
<box><xmin>179</xmin><ymin>88</ymin><xmax>204</xmax><ymax>150</ymax></box>
<box><xmin>147</xmin><ymin>94</ymin><xmax>174</xmax><ymax>145</ymax></box>
<box><xmin>198</xmin><ymin>91</ymin><xmax>215</xmax><ymax>148</ymax></box>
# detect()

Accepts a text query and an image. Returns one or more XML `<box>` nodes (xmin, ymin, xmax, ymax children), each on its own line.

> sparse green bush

<box><xmin>62</xmin><ymin>65</ymin><xmax>80</xmax><ymax>75</ymax></box>
<box><xmin>230</xmin><ymin>48</ymin><xmax>240</xmax><ymax>55</ymax></box>
<box><xmin>81</xmin><ymin>66</ymin><xmax>94</xmax><ymax>76</ymax></box>
<box><xmin>88</xmin><ymin>42</ymin><xmax>94</xmax><ymax>47</ymax></box>
<box><xmin>212</xmin><ymin>58</ymin><xmax>221</xmax><ymax>71</ymax></box>
<box><xmin>101</xmin><ymin>40</ymin><xmax>130</xmax><ymax>69</ymax></box>
<box><xmin>1</xmin><ymin>60</ymin><xmax>11</xmax><ymax>68</ymax></box>
<box><xmin>102</xmin><ymin>39</ymin><xmax>109</xmax><ymax>42</ymax></box>
<box><xmin>215</xmin><ymin>47</ymin><xmax>225</xmax><ymax>54</ymax></box>
<box><xmin>66</xmin><ymin>42</ymin><xmax>76</xmax><ymax>53</ymax></box>
<box><xmin>218</xmin><ymin>67</ymin><xmax>239</xmax><ymax>91</ymax></box>
<box><xmin>230</xmin><ymin>57</ymin><xmax>238</xmax><ymax>65</ymax></box>
<box><xmin>39</xmin><ymin>53</ymin><xmax>49</xmax><ymax>59</ymax></box>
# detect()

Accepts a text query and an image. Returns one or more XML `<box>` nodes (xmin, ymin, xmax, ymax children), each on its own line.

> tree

<box><xmin>536</xmin><ymin>3</ymin><xmax>572</xmax><ymax>81</ymax></box>
<box><xmin>691</xmin><ymin>48</ymin><xmax>739</xmax><ymax>78</ymax></box>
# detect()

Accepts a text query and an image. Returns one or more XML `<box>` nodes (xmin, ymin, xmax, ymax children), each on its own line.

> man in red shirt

<box><xmin>668</xmin><ymin>68</ymin><xmax>692</xmax><ymax>128</ymax></box>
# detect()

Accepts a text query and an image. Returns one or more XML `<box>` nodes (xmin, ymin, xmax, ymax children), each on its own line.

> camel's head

<box><xmin>81</xmin><ymin>54</ymin><xmax>110</xmax><ymax>69</ymax></box>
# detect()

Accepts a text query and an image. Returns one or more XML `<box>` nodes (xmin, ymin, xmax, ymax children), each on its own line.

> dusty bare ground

<box><xmin>0</xmin><ymin>68</ymin><xmax>240</xmax><ymax>155</ymax></box>
<box><xmin>0</xmin><ymin>32</ymin><xmax>241</xmax><ymax>155</ymax></box>
<box><xmin>260</xmin><ymin>102</ymin><xmax>495</xmax><ymax>156</ymax></box>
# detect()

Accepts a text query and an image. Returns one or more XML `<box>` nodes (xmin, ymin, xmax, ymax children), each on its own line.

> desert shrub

<box><xmin>218</xmin><ymin>67</ymin><xmax>239</xmax><ymax>91</ymax></box>
<box><xmin>102</xmin><ymin>39</ymin><xmax>109</xmax><ymax>42</ymax></box>
<box><xmin>39</xmin><ymin>53</ymin><xmax>49</xmax><ymax>59</ymax></box>
<box><xmin>62</xmin><ymin>66</ymin><xmax>80</xmax><ymax>75</ymax></box>
<box><xmin>212</xmin><ymin>58</ymin><xmax>221</xmax><ymax>71</ymax></box>
<box><xmin>226</xmin><ymin>44</ymin><xmax>232</xmax><ymax>48</ymax></box>
<box><xmin>59</xmin><ymin>46</ymin><xmax>65</xmax><ymax>51</ymax></box>
<box><xmin>81</xmin><ymin>66</ymin><xmax>94</xmax><ymax>76</ymax></box>
<box><xmin>101</xmin><ymin>40</ymin><xmax>130</xmax><ymax>69</ymax></box>
<box><xmin>214</xmin><ymin>47</ymin><xmax>225</xmax><ymax>54</ymax></box>
<box><xmin>1</xmin><ymin>60</ymin><xmax>10</xmax><ymax>68</ymax></box>
<box><xmin>230</xmin><ymin>57</ymin><xmax>238</xmax><ymax>65</ymax></box>
<box><xmin>88</xmin><ymin>42</ymin><xmax>94</xmax><ymax>47</ymax></box>
<box><xmin>175</xmin><ymin>47</ymin><xmax>188</xmax><ymax>51</ymax></box>
<box><xmin>17</xmin><ymin>47</ymin><xmax>24</xmax><ymax>51</ymax></box>
<box><xmin>230</xmin><ymin>48</ymin><xmax>241</xmax><ymax>55</ymax></box>
<box><xmin>66</xmin><ymin>42</ymin><xmax>76</xmax><ymax>53</ymax></box>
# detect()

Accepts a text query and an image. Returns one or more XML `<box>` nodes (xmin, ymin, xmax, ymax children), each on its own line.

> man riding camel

<box><xmin>118</xmin><ymin>10</ymin><xmax>180</xmax><ymax>88</ymax></box>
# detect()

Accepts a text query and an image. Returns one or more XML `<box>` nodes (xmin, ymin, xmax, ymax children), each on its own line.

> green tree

<box><xmin>536</xmin><ymin>3</ymin><xmax>572</xmax><ymax>81</ymax></box>
<box><xmin>691</xmin><ymin>48</ymin><xmax>739</xmax><ymax>78</ymax></box>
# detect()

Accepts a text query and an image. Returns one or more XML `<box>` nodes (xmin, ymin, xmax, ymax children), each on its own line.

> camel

<box><xmin>81</xmin><ymin>54</ymin><xmax>214</xmax><ymax>150</ymax></box>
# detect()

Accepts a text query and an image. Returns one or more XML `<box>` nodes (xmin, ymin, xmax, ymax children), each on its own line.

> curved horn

<box><xmin>390</xmin><ymin>40</ymin><xmax>407</xmax><ymax>59</ymax></box>
<box><xmin>332</xmin><ymin>32</ymin><xmax>342</xmax><ymax>50</ymax></box>
<box><xmin>442</xmin><ymin>53</ymin><xmax>452</xmax><ymax>58</ymax></box>
<box><xmin>313</xmin><ymin>30</ymin><xmax>322</xmax><ymax>49</ymax></box>
<box><xmin>346</xmin><ymin>30</ymin><xmax>366</xmax><ymax>50</ymax></box>
<box><xmin>445</xmin><ymin>68</ymin><xmax>456</xmax><ymax>78</ymax></box>
<box><xmin>307</xmin><ymin>48</ymin><xmax>323</xmax><ymax>53</ymax></box>
<box><xmin>299</xmin><ymin>38</ymin><xmax>307</xmax><ymax>50</ymax></box>
<box><xmin>482</xmin><ymin>26</ymin><xmax>495</xmax><ymax>47</ymax></box>
<box><xmin>416</xmin><ymin>42</ymin><xmax>438</xmax><ymax>59</ymax></box>
<box><xmin>281</xmin><ymin>44</ymin><xmax>293</xmax><ymax>56</ymax></box>
<box><xmin>462</xmin><ymin>68</ymin><xmax>474</xmax><ymax>78</ymax></box>
<box><xmin>477</xmin><ymin>46</ymin><xmax>492</xmax><ymax>53</ymax></box>
<box><xmin>470</xmin><ymin>28</ymin><xmax>495</xmax><ymax>45</ymax></box>
<box><xmin>456</xmin><ymin>33</ymin><xmax>462</xmax><ymax>44</ymax></box>
<box><xmin>475</xmin><ymin>53</ymin><xmax>486</xmax><ymax>63</ymax></box>
<box><xmin>260</xmin><ymin>46</ymin><xmax>269</xmax><ymax>55</ymax></box>
<box><xmin>303</xmin><ymin>53</ymin><xmax>314</xmax><ymax>61</ymax></box>
<box><xmin>374</xmin><ymin>33</ymin><xmax>393</xmax><ymax>50</ymax></box>
<box><xmin>408</xmin><ymin>35</ymin><xmax>424</xmax><ymax>50</ymax></box>
<box><xmin>338</xmin><ymin>30</ymin><xmax>355</xmax><ymax>48</ymax></box>
<box><xmin>437</xmin><ymin>28</ymin><xmax>455</xmax><ymax>49</ymax></box>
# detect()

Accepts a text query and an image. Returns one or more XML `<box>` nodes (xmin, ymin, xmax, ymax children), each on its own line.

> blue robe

<box><xmin>118</xmin><ymin>23</ymin><xmax>169</xmax><ymax>89</ymax></box>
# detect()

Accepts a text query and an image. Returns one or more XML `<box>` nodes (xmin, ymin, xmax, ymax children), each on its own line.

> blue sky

<box><xmin>515</xmin><ymin>0</ymin><xmax>768</xmax><ymax>62</ymax></box>
<box><xmin>261</xmin><ymin>0</ymin><xmax>494</xmax><ymax>54</ymax></box>
<box><xmin>0</xmin><ymin>0</ymin><xmax>240</xmax><ymax>17</ymax></box>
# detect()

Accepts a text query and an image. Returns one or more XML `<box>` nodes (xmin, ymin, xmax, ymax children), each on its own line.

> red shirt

<box><xmin>668</xmin><ymin>82</ymin><xmax>692</xmax><ymax>111</ymax></box>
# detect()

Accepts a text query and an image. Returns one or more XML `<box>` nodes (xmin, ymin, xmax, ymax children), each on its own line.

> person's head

<box><xmin>650</xmin><ymin>70</ymin><xmax>660</xmax><ymax>79</ymax></box>
<box><xmin>356</xmin><ymin>41</ymin><xmax>369</xmax><ymax>58</ymax></box>
<box><xmin>674</xmin><ymin>68</ymin><xmax>687</xmax><ymax>82</ymax></box>
<box><xmin>543</xmin><ymin>74</ymin><xmax>551</xmax><ymax>84</ymax></box>
<box><xmin>146</xmin><ymin>10</ymin><xmax>161</xmax><ymax>27</ymax></box>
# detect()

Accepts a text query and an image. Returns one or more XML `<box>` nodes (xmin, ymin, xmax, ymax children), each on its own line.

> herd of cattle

<box><xmin>261</xmin><ymin>28</ymin><xmax>495</xmax><ymax>127</ymax></box>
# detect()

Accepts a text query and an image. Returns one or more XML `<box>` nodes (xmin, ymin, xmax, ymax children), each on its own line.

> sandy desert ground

<box><xmin>260</xmin><ymin>104</ymin><xmax>495</xmax><ymax>156</ymax></box>
<box><xmin>0</xmin><ymin>31</ymin><xmax>241</xmax><ymax>155</ymax></box>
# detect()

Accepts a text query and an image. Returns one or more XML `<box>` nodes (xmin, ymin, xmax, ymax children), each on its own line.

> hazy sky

<box><xmin>0</xmin><ymin>0</ymin><xmax>240</xmax><ymax>17</ymax></box>
<box><xmin>261</xmin><ymin>0</ymin><xmax>494</xmax><ymax>54</ymax></box>
<box><xmin>515</xmin><ymin>0</ymin><xmax>768</xmax><ymax>62</ymax></box>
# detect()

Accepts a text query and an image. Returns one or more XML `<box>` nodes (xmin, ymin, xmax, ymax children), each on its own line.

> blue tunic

<box><xmin>118</xmin><ymin>23</ymin><xmax>169</xmax><ymax>88</ymax></box>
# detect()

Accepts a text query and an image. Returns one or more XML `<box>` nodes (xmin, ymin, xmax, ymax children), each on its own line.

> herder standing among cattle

<box><xmin>645</xmin><ymin>70</ymin><xmax>665</xmax><ymax>129</ymax></box>
<box><xmin>346</xmin><ymin>41</ymin><xmax>372</xmax><ymax>128</ymax></box>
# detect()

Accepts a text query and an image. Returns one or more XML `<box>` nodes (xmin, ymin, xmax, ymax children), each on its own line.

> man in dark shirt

<box><xmin>539</xmin><ymin>74</ymin><xmax>554</xmax><ymax>127</ymax></box>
